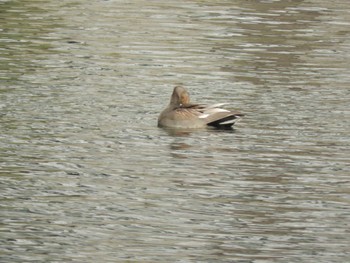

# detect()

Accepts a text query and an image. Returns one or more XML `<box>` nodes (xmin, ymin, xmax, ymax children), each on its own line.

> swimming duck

<box><xmin>158</xmin><ymin>86</ymin><xmax>244</xmax><ymax>129</ymax></box>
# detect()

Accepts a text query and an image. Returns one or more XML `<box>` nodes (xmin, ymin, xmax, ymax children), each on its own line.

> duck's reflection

<box><xmin>160</xmin><ymin>126</ymin><xmax>237</xmax><ymax>159</ymax></box>
<box><xmin>162</xmin><ymin>126</ymin><xmax>235</xmax><ymax>137</ymax></box>
<box><xmin>169</xmin><ymin>142</ymin><xmax>192</xmax><ymax>159</ymax></box>
<box><xmin>170</xmin><ymin>142</ymin><xmax>192</xmax><ymax>151</ymax></box>
<box><xmin>162</xmin><ymin>128</ymin><xmax>195</xmax><ymax>137</ymax></box>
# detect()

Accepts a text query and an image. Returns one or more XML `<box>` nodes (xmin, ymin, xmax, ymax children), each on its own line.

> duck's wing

<box><xmin>177</xmin><ymin>103</ymin><xmax>205</xmax><ymax>110</ymax></box>
<box><xmin>198</xmin><ymin>104</ymin><xmax>244</xmax><ymax>128</ymax></box>
<box><xmin>169</xmin><ymin>103</ymin><xmax>204</xmax><ymax>121</ymax></box>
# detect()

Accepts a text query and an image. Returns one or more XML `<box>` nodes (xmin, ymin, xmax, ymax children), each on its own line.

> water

<box><xmin>1</xmin><ymin>0</ymin><xmax>350</xmax><ymax>262</ymax></box>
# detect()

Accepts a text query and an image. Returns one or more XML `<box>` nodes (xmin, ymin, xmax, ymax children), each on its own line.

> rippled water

<box><xmin>1</xmin><ymin>0</ymin><xmax>350</xmax><ymax>262</ymax></box>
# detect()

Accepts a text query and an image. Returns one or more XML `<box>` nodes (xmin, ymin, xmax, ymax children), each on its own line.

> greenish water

<box><xmin>1</xmin><ymin>0</ymin><xmax>350</xmax><ymax>262</ymax></box>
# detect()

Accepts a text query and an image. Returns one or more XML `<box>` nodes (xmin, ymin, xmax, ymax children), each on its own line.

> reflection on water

<box><xmin>1</xmin><ymin>0</ymin><xmax>350</xmax><ymax>262</ymax></box>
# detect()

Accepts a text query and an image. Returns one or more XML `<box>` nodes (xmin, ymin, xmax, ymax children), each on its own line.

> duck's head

<box><xmin>170</xmin><ymin>86</ymin><xmax>190</xmax><ymax>106</ymax></box>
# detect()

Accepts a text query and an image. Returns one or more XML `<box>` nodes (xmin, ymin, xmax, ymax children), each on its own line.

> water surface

<box><xmin>1</xmin><ymin>0</ymin><xmax>350</xmax><ymax>262</ymax></box>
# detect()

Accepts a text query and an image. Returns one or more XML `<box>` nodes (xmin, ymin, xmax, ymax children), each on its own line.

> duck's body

<box><xmin>158</xmin><ymin>86</ymin><xmax>244</xmax><ymax>129</ymax></box>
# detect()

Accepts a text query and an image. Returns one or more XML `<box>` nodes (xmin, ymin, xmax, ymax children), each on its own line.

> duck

<box><xmin>158</xmin><ymin>86</ymin><xmax>244</xmax><ymax>129</ymax></box>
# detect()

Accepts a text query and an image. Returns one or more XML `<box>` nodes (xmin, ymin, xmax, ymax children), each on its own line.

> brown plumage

<box><xmin>158</xmin><ymin>86</ymin><xmax>244</xmax><ymax>129</ymax></box>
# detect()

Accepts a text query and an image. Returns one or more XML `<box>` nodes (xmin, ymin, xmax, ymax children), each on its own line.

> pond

<box><xmin>1</xmin><ymin>0</ymin><xmax>349</xmax><ymax>262</ymax></box>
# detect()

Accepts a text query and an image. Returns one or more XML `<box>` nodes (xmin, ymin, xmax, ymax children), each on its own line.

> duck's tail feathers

<box><xmin>207</xmin><ymin>113</ymin><xmax>244</xmax><ymax>128</ymax></box>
